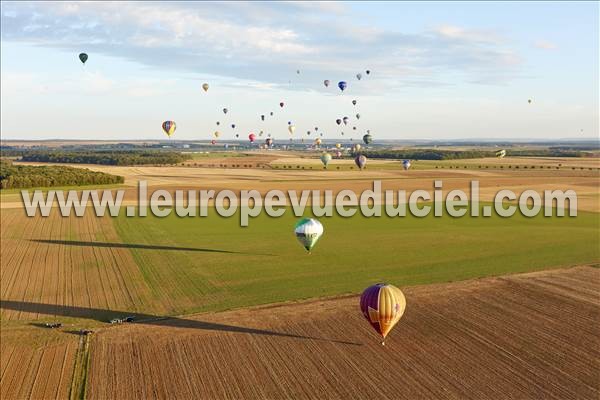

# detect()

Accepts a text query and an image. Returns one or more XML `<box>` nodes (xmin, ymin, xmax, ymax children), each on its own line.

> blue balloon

<box><xmin>338</xmin><ymin>81</ymin><xmax>347</xmax><ymax>91</ymax></box>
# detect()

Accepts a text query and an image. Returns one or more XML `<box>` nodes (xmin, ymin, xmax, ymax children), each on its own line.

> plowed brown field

<box><xmin>87</xmin><ymin>266</ymin><xmax>599</xmax><ymax>400</ymax></box>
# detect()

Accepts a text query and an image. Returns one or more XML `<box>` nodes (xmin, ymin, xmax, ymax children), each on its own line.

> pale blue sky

<box><xmin>1</xmin><ymin>1</ymin><xmax>598</xmax><ymax>140</ymax></box>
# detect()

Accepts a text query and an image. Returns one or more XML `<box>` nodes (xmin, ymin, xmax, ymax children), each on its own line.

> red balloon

<box><xmin>248</xmin><ymin>133</ymin><xmax>256</xmax><ymax>142</ymax></box>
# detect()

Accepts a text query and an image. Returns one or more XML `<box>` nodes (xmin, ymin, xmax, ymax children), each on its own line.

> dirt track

<box><xmin>87</xmin><ymin>266</ymin><xmax>600</xmax><ymax>399</ymax></box>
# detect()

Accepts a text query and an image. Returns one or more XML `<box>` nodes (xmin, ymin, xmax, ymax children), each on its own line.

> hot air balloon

<box><xmin>211</xmin><ymin>139</ymin><xmax>217</xmax><ymax>145</ymax></box>
<box><xmin>315</xmin><ymin>127</ymin><xmax>319</xmax><ymax>131</ymax></box>
<box><xmin>294</xmin><ymin>218</ymin><xmax>324</xmax><ymax>253</ymax></box>
<box><xmin>336</xmin><ymin>150</ymin><xmax>342</xmax><ymax>158</ymax></box>
<box><xmin>259</xmin><ymin>130</ymin><xmax>264</xmax><ymax>136</ymax></box>
<box><xmin>261</xmin><ymin>115</ymin><xmax>265</xmax><ymax>121</ymax></box>
<box><xmin>352</xmin><ymin>100</ymin><xmax>357</xmax><ymax>106</ymax></box>
<box><xmin>79</xmin><ymin>53</ymin><xmax>88</xmax><ymax>64</ymax></box>
<box><xmin>341</xmin><ymin>132</ymin><xmax>344</xmax><ymax>136</ymax></box>
<box><xmin>356</xmin><ymin>114</ymin><xmax>360</xmax><ymax>120</ymax></box>
<box><xmin>307</xmin><ymin>130</ymin><xmax>311</xmax><ymax>135</ymax></box>
<box><xmin>297</xmin><ymin>69</ymin><xmax>300</xmax><ymax>74</ymax></box>
<box><xmin>213</xmin><ymin>131</ymin><xmax>220</xmax><ymax>138</ymax></box>
<box><xmin>335</xmin><ymin>143</ymin><xmax>342</xmax><ymax>149</ymax></box>
<box><xmin>353</xmin><ymin>126</ymin><xmax>357</xmax><ymax>130</ymax></box>
<box><xmin>320</xmin><ymin>153</ymin><xmax>332</xmax><ymax>168</ymax></box>
<box><xmin>266</xmin><ymin>138</ymin><xmax>273</xmax><ymax>147</ymax></box>
<box><xmin>338</xmin><ymin>81</ymin><xmax>347</xmax><ymax>91</ymax></box>
<box><xmin>280</xmin><ymin>102</ymin><xmax>284</xmax><ymax>108</ymax></box>
<box><xmin>336</xmin><ymin>119</ymin><xmax>342</xmax><ymax>125</ymax></box>
<box><xmin>202</xmin><ymin>83</ymin><xmax>209</xmax><ymax>92</ymax></box>
<box><xmin>320</xmin><ymin>133</ymin><xmax>323</xmax><ymax>137</ymax></box>
<box><xmin>354</xmin><ymin>144</ymin><xmax>362</xmax><ymax>152</ymax></box>
<box><xmin>495</xmin><ymin>149</ymin><xmax>506</xmax><ymax>158</ymax></box>
<box><xmin>270</xmin><ymin>111</ymin><xmax>274</xmax><ymax>116</ymax></box>
<box><xmin>324</xmin><ymin>80</ymin><xmax>330</xmax><ymax>87</ymax></box>
<box><xmin>216</xmin><ymin>121</ymin><xmax>220</xmax><ymax>126</ymax></box>
<box><xmin>314</xmin><ymin>138</ymin><xmax>322</xmax><ymax>146</ymax></box>
<box><xmin>162</xmin><ymin>120</ymin><xmax>176</xmax><ymax>138</ymax></box>
<box><xmin>223</xmin><ymin>108</ymin><xmax>228</xmax><ymax>114</ymax></box>
<box><xmin>288</xmin><ymin>125</ymin><xmax>296</xmax><ymax>134</ymax></box>
<box><xmin>343</xmin><ymin>117</ymin><xmax>349</xmax><ymax>125</ymax></box>
<box><xmin>402</xmin><ymin>160</ymin><xmax>411</xmax><ymax>170</ymax></box>
<box><xmin>366</xmin><ymin>70</ymin><xmax>371</xmax><ymax>75</ymax></box>
<box><xmin>235</xmin><ymin>134</ymin><xmax>239</xmax><ymax>138</ymax></box>
<box><xmin>288</xmin><ymin>121</ymin><xmax>292</xmax><ymax>125</ymax></box>
<box><xmin>363</xmin><ymin>134</ymin><xmax>373</xmax><ymax>145</ymax></box>
<box><xmin>360</xmin><ymin>283</ymin><xmax>406</xmax><ymax>345</ymax></box>
<box><xmin>528</xmin><ymin>99</ymin><xmax>532</xmax><ymax>104</ymax></box>
<box><xmin>231</xmin><ymin>124</ymin><xmax>236</xmax><ymax>129</ymax></box>
<box><xmin>355</xmin><ymin>154</ymin><xmax>367</xmax><ymax>169</ymax></box>
<box><xmin>356</xmin><ymin>73</ymin><xmax>362</xmax><ymax>80</ymax></box>
<box><xmin>249</xmin><ymin>133</ymin><xmax>256</xmax><ymax>143</ymax></box>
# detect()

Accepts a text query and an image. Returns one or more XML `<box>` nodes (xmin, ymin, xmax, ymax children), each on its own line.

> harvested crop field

<box><xmin>0</xmin><ymin>208</ymin><xmax>161</xmax><ymax>322</ymax></box>
<box><xmin>0</xmin><ymin>341</ymin><xmax>78</xmax><ymax>399</ymax></box>
<box><xmin>87</xmin><ymin>266</ymin><xmax>599</xmax><ymax>400</ymax></box>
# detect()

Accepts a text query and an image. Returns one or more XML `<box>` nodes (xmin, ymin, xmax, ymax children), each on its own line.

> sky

<box><xmin>1</xmin><ymin>1</ymin><xmax>598</xmax><ymax>141</ymax></box>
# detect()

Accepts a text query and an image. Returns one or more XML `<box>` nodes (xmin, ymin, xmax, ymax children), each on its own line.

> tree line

<box><xmin>356</xmin><ymin>148</ymin><xmax>589</xmax><ymax>160</ymax></box>
<box><xmin>16</xmin><ymin>150</ymin><xmax>189</xmax><ymax>165</ymax></box>
<box><xmin>0</xmin><ymin>159</ymin><xmax>124</xmax><ymax>189</ymax></box>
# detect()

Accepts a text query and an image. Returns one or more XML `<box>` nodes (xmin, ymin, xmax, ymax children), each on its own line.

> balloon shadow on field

<box><xmin>30</xmin><ymin>239</ymin><xmax>273</xmax><ymax>256</ymax></box>
<box><xmin>1</xmin><ymin>300</ymin><xmax>360</xmax><ymax>346</ymax></box>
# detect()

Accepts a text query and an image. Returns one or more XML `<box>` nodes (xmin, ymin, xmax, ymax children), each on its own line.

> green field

<box><xmin>113</xmin><ymin>206</ymin><xmax>600</xmax><ymax>315</ymax></box>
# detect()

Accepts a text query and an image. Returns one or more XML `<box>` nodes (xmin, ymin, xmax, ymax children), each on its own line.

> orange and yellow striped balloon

<box><xmin>360</xmin><ymin>283</ymin><xmax>406</xmax><ymax>344</ymax></box>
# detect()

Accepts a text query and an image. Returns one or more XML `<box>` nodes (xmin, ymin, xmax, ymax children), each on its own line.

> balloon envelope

<box><xmin>79</xmin><ymin>53</ymin><xmax>88</xmax><ymax>64</ymax></box>
<box><xmin>320</xmin><ymin>153</ymin><xmax>332</xmax><ymax>167</ymax></box>
<box><xmin>343</xmin><ymin>117</ymin><xmax>349</xmax><ymax>125</ymax></box>
<box><xmin>294</xmin><ymin>218</ymin><xmax>324</xmax><ymax>252</ymax></box>
<box><xmin>202</xmin><ymin>83</ymin><xmax>209</xmax><ymax>92</ymax></box>
<box><xmin>223</xmin><ymin>108</ymin><xmax>228</xmax><ymax>114</ymax></box>
<box><xmin>495</xmin><ymin>150</ymin><xmax>506</xmax><ymax>158</ymax></box>
<box><xmin>280</xmin><ymin>102</ymin><xmax>284</xmax><ymax>108</ymax></box>
<box><xmin>162</xmin><ymin>121</ymin><xmax>176</xmax><ymax>137</ymax></box>
<box><xmin>360</xmin><ymin>283</ymin><xmax>406</xmax><ymax>341</ymax></box>
<box><xmin>249</xmin><ymin>133</ymin><xmax>256</xmax><ymax>142</ymax></box>
<box><xmin>356</xmin><ymin>73</ymin><xmax>362</xmax><ymax>80</ymax></box>
<box><xmin>363</xmin><ymin>134</ymin><xmax>373</xmax><ymax>145</ymax></box>
<box><xmin>336</xmin><ymin>119</ymin><xmax>342</xmax><ymax>125</ymax></box>
<box><xmin>352</xmin><ymin>100</ymin><xmax>357</xmax><ymax>106</ymax></box>
<box><xmin>402</xmin><ymin>160</ymin><xmax>411</xmax><ymax>170</ymax></box>
<box><xmin>355</xmin><ymin>154</ymin><xmax>367</xmax><ymax>169</ymax></box>
<box><xmin>324</xmin><ymin>80</ymin><xmax>330</xmax><ymax>87</ymax></box>
<box><xmin>338</xmin><ymin>81</ymin><xmax>347</xmax><ymax>91</ymax></box>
